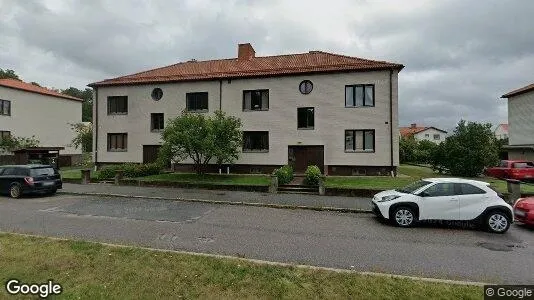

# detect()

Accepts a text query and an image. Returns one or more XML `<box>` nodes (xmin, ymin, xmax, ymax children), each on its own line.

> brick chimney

<box><xmin>410</xmin><ymin>123</ymin><xmax>417</xmax><ymax>128</ymax></box>
<box><xmin>238</xmin><ymin>43</ymin><xmax>255</xmax><ymax>60</ymax></box>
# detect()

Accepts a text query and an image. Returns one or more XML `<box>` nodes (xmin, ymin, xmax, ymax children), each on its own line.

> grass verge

<box><xmin>326</xmin><ymin>164</ymin><xmax>534</xmax><ymax>194</ymax></box>
<box><xmin>139</xmin><ymin>173</ymin><xmax>270</xmax><ymax>186</ymax></box>
<box><xmin>0</xmin><ymin>233</ymin><xmax>482</xmax><ymax>299</ymax></box>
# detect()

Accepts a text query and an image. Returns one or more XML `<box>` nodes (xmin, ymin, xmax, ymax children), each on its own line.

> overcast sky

<box><xmin>1</xmin><ymin>0</ymin><xmax>533</xmax><ymax>130</ymax></box>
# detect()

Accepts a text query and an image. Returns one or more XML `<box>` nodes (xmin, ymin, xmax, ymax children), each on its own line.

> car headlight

<box><xmin>378</xmin><ymin>195</ymin><xmax>400</xmax><ymax>202</ymax></box>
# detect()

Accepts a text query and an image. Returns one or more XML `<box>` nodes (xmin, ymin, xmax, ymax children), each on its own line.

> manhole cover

<box><xmin>477</xmin><ymin>242</ymin><xmax>524</xmax><ymax>252</ymax></box>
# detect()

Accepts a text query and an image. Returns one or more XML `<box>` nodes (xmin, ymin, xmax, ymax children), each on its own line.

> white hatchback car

<box><xmin>371</xmin><ymin>178</ymin><xmax>514</xmax><ymax>233</ymax></box>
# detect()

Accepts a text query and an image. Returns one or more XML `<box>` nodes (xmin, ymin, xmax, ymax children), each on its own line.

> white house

<box><xmin>89</xmin><ymin>43</ymin><xmax>404</xmax><ymax>175</ymax></box>
<box><xmin>399</xmin><ymin>124</ymin><xmax>447</xmax><ymax>144</ymax></box>
<box><xmin>494</xmin><ymin>124</ymin><xmax>509</xmax><ymax>140</ymax></box>
<box><xmin>0</xmin><ymin>79</ymin><xmax>83</xmax><ymax>165</ymax></box>
<box><xmin>501</xmin><ymin>83</ymin><xmax>534</xmax><ymax>160</ymax></box>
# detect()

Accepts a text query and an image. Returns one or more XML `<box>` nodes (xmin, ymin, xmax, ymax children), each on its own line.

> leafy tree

<box><xmin>30</xmin><ymin>81</ymin><xmax>42</xmax><ymax>87</ymax></box>
<box><xmin>0</xmin><ymin>135</ymin><xmax>40</xmax><ymax>152</ymax></box>
<box><xmin>158</xmin><ymin>111</ymin><xmax>243</xmax><ymax>174</ymax></box>
<box><xmin>211</xmin><ymin>110</ymin><xmax>242</xmax><ymax>167</ymax></box>
<box><xmin>431</xmin><ymin>120</ymin><xmax>499</xmax><ymax>177</ymax></box>
<box><xmin>0</xmin><ymin>68</ymin><xmax>20</xmax><ymax>80</ymax></box>
<box><xmin>70</xmin><ymin>122</ymin><xmax>93</xmax><ymax>152</ymax></box>
<box><xmin>62</xmin><ymin>87</ymin><xmax>93</xmax><ymax>122</ymax></box>
<box><xmin>414</xmin><ymin>140</ymin><xmax>438</xmax><ymax>164</ymax></box>
<box><xmin>399</xmin><ymin>136</ymin><xmax>418</xmax><ymax>163</ymax></box>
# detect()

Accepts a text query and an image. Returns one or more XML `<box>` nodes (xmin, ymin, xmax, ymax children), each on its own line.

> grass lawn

<box><xmin>326</xmin><ymin>164</ymin><xmax>534</xmax><ymax>194</ymax></box>
<box><xmin>0</xmin><ymin>233</ymin><xmax>482</xmax><ymax>299</ymax></box>
<box><xmin>140</xmin><ymin>173</ymin><xmax>270</xmax><ymax>186</ymax></box>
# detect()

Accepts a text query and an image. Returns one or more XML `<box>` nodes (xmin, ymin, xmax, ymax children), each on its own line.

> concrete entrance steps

<box><xmin>278</xmin><ymin>184</ymin><xmax>318</xmax><ymax>195</ymax></box>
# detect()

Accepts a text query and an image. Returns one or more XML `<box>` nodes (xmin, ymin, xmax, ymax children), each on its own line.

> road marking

<box><xmin>2</xmin><ymin>231</ymin><xmax>490</xmax><ymax>287</ymax></box>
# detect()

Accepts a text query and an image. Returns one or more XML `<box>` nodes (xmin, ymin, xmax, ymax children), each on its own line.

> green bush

<box><xmin>274</xmin><ymin>165</ymin><xmax>294</xmax><ymax>185</ymax></box>
<box><xmin>304</xmin><ymin>165</ymin><xmax>322</xmax><ymax>186</ymax></box>
<box><xmin>95</xmin><ymin>163</ymin><xmax>162</xmax><ymax>180</ymax></box>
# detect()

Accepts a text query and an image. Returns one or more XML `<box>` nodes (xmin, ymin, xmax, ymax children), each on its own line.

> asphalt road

<box><xmin>0</xmin><ymin>194</ymin><xmax>533</xmax><ymax>284</ymax></box>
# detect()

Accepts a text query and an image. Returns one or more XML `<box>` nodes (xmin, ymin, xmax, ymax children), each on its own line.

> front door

<box><xmin>143</xmin><ymin>145</ymin><xmax>161</xmax><ymax>164</ymax></box>
<box><xmin>288</xmin><ymin>146</ymin><xmax>324</xmax><ymax>174</ymax></box>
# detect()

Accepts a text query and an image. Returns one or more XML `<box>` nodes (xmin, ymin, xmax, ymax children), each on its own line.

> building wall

<box><xmin>494</xmin><ymin>125</ymin><xmax>508</xmax><ymax>140</ymax></box>
<box><xmin>94</xmin><ymin>70</ymin><xmax>399</xmax><ymax>169</ymax></box>
<box><xmin>0</xmin><ymin>86</ymin><xmax>82</xmax><ymax>155</ymax></box>
<box><xmin>413</xmin><ymin>128</ymin><xmax>446</xmax><ymax>144</ymax></box>
<box><xmin>508</xmin><ymin>149</ymin><xmax>534</xmax><ymax>161</ymax></box>
<box><xmin>508</xmin><ymin>90</ymin><xmax>534</xmax><ymax>146</ymax></box>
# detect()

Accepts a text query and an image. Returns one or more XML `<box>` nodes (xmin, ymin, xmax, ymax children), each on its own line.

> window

<box><xmin>243</xmin><ymin>131</ymin><xmax>269</xmax><ymax>152</ymax></box>
<box><xmin>499</xmin><ymin>160</ymin><xmax>509</xmax><ymax>167</ymax></box>
<box><xmin>425</xmin><ymin>134</ymin><xmax>430</xmax><ymax>138</ymax></box>
<box><xmin>299</xmin><ymin>80</ymin><xmax>313</xmax><ymax>94</ymax></box>
<box><xmin>513</xmin><ymin>162</ymin><xmax>534</xmax><ymax>168</ymax></box>
<box><xmin>186</xmin><ymin>92</ymin><xmax>208</xmax><ymax>111</ymax></box>
<box><xmin>151</xmin><ymin>113</ymin><xmax>164</xmax><ymax>131</ymax></box>
<box><xmin>107</xmin><ymin>133</ymin><xmax>128</xmax><ymax>151</ymax></box>
<box><xmin>151</xmin><ymin>88</ymin><xmax>163</xmax><ymax>101</ymax></box>
<box><xmin>396</xmin><ymin>180</ymin><xmax>432</xmax><ymax>194</ymax></box>
<box><xmin>345</xmin><ymin>130</ymin><xmax>375</xmax><ymax>152</ymax></box>
<box><xmin>422</xmin><ymin>183</ymin><xmax>456</xmax><ymax>197</ymax></box>
<box><xmin>458</xmin><ymin>183</ymin><xmax>486</xmax><ymax>195</ymax></box>
<box><xmin>297</xmin><ymin>107</ymin><xmax>314</xmax><ymax>129</ymax></box>
<box><xmin>0</xmin><ymin>100</ymin><xmax>11</xmax><ymax>116</ymax></box>
<box><xmin>30</xmin><ymin>167</ymin><xmax>56</xmax><ymax>177</ymax></box>
<box><xmin>243</xmin><ymin>90</ymin><xmax>269</xmax><ymax>111</ymax></box>
<box><xmin>345</xmin><ymin>84</ymin><xmax>374</xmax><ymax>107</ymax></box>
<box><xmin>107</xmin><ymin>96</ymin><xmax>128</xmax><ymax>114</ymax></box>
<box><xmin>433</xmin><ymin>134</ymin><xmax>440</xmax><ymax>140</ymax></box>
<box><xmin>0</xmin><ymin>131</ymin><xmax>10</xmax><ymax>140</ymax></box>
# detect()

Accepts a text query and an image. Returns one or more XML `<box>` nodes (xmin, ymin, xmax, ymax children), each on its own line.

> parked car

<box><xmin>484</xmin><ymin>160</ymin><xmax>534</xmax><ymax>181</ymax></box>
<box><xmin>371</xmin><ymin>178</ymin><xmax>513</xmax><ymax>233</ymax></box>
<box><xmin>513</xmin><ymin>197</ymin><xmax>534</xmax><ymax>226</ymax></box>
<box><xmin>0</xmin><ymin>164</ymin><xmax>62</xmax><ymax>198</ymax></box>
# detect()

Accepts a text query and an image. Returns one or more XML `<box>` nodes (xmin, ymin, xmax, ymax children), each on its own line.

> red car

<box><xmin>484</xmin><ymin>160</ymin><xmax>534</xmax><ymax>181</ymax></box>
<box><xmin>513</xmin><ymin>197</ymin><xmax>534</xmax><ymax>226</ymax></box>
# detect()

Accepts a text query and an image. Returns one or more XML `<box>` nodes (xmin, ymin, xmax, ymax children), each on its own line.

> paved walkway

<box><xmin>59</xmin><ymin>183</ymin><xmax>372</xmax><ymax>211</ymax></box>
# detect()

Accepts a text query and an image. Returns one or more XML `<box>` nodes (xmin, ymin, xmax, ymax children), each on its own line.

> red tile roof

<box><xmin>0</xmin><ymin>79</ymin><xmax>83</xmax><ymax>101</ymax></box>
<box><xmin>497</xmin><ymin>123</ymin><xmax>509</xmax><ymax>132</ymax></box>
<box><xmin>400</xmin><ymin>126</ymin><xmax>447</xmax><ymax>138</ymax></box>
<box><xmin>89</xmin><ymin>50</ymin><xmax>404</xmax><ymax>87</ymax></box>
<box><xmin>501</xmin><ymin>82</ymin><xmax>534</xmax><ymax>98</ymax></box>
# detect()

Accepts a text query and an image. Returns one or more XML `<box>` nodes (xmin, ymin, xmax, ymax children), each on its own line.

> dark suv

<box><xmin>0</xmin><ymin>164</ymin><xmax>62</xmax><ymax>198</ymax></box>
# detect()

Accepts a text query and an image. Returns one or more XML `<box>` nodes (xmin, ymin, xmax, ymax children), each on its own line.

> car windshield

<box><xmin>30</xmin><ymin>167</ymin><xmax>55</xmax><ymax>177</ymax></box>
<box><xmin>395</xmin><ymin>180</ymin><xmax>431</xmax><ymax>194</ymax></box>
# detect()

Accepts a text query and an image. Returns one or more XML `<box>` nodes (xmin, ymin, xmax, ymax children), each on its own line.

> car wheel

<box><xmin>486</xmin><ymin>211</ymin><xmax>510</xmax><ymax>234</ymax></box>
<box><xmin>9</xmin><ymin>184</ymin><xmax>22</xmax><ymax>199</ymax></box>
<box><xmin>392</xmin><ymin>206</ymin><xmax>417</xmax><ymax>227</ymax></box>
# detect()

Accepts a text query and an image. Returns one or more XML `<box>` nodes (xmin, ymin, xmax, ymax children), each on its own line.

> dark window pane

<box><xmin>364</xmin><ymin>130</ymin><xmax>374</xmax><ymax>150</ymax></box>
<box><xmin>108</xmin><ymin>96</ymin><xmax>128</xmax><ymax>114</ymax></box>
<box><xmin>364</xmin><ymin>85</ymin><xmax>374</xmax><ymax>106</ymax></box>
<box><xmin>460</xmin><ymin>183</ymin><xmax>486</xmax><ymax>195</ymax></box>
<box><xmin>243</xmin><ymin>90</ymin><xmax>268</xmax><ymax>110</ymax></box>
<box><xmin>297</xmin><ymin>107</ymin><xmax>314</xmax><ymax>129</ymax></box>
<box><xmin>243</xmin><ymin>131</ymin><xmax>268</xmax><ymax>151</ymax></box>
<box><xmin>424</xmin><ymin>183</ymin><xmax>455</xmax><ymax>197</ymax></box>
<box><xmin>187</xmin><ymin>93</ymin><xmax>208</xmax><ymax>111</ymax></box>
<box><xmin>345</xmin><ymin>130</ymin><xmax>354</xmax><ymax>151</ymax></box>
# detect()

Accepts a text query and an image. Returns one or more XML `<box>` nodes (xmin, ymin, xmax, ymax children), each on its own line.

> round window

<box><xmin>299</xmin><ymin>80</ymin><xmax>313</xmax><ymax>94</ymax></box>
<box><xmin>151</xmin><ymin>88</ymin><xmax>163</xmax><ymax>101</ymax></box>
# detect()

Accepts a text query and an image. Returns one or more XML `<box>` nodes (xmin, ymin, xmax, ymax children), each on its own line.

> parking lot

<box><xmin>0</xmin><ymin>193</ymin><xmax>532</xmax><ymax>284</ymax></box>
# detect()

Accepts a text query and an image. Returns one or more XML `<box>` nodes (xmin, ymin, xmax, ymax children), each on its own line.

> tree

<box><xmin>431</xmin><ymin>120</ymin><xmax>499</xmax><ymax>177</ymax></box>
<box><xmin>0</xmin><ymin>135</ymin><xmax>40</xmax><ymax>152</ymax></box>
<box><xmin>61</xmin><ymin>87</ymin><xmax>93</xmax><ymax>122</ymax></box>
<box><xmin>399</xmin><ymin>136</ymin><xmax>418</xmax><ymax>163</ymax></box>
<box><xmin>70</xmin><ymin>123</ymin><xmax>93</xmax><ymax>152</ymax></box>
<box><xmin>158</xmin><ymin>111</ymin><xmax>243</xmax><ymax>174</ymax></box>
<box><xmin>414</xmin><ymin>140</ymin><xmax>438</xmax><ymax>164</ymax></box>
<box><xmin>30</xmin><ymin>81</ymin><xmax>42</xmax><ymax>87</ymax></box>
<box><xmin>0</xmin><ymin>69</ymin><xmax>20</xmax><ymax>80</ymax></box>
<box><xmin>211</xmin><ymin>110</ymin><xmax>242</xmax><ymax>166</ymax></box>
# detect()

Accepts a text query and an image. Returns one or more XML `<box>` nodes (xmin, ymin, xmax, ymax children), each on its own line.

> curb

<box><xmin>58</xmin><ymin>191</ymin><xmax>371</xmax><ymax>213</ymax></box>
<box><xmin>2</xmin><ymin>232</ymin><xmax>489</xmax><ymax>287</ymax></box>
